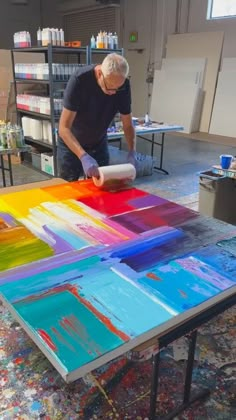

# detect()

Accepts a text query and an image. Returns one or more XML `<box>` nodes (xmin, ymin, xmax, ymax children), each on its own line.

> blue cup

<box><xmin>220</xmin><ymin>154</ymin><xmax>233</xmax><ymax>170</ymax></box>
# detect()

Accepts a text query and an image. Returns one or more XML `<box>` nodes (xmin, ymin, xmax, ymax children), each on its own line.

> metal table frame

<box><xmin>80</xmin><ymin>290</ymin><xmax>235</xmax><ymax>419</ymax></box>
<box><xmin>0</xmin><ymin>154</ymin><xmax>13</xmax><ymax>187</ymax></box>
<box><xmin>137</xmin><ymin>131</ymin><xmax>168</xmax><ymax>175</ymax></box>
<box><xmin>108</xmin><ymin>124</ymin><xmax>184</xmax><ymax>175</ymax></box>
<box><xmin>0</xmin><ymin>147</ymin><xmax>31</xmax><ymax>187</ymax></box>
<box><xmin>148</xmin><ymin>292</ymin><xmax>235</xmax><ymax>419</ymax></box>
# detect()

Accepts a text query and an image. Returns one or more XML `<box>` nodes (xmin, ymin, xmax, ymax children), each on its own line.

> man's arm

<box><xmin>59</xmin><ymin>107</ymin><xmax>99</xmax><ymax>178</ymax></box>
<box><xmin>59</xmin><ymin>107</ymin><xmax>85</xmax><ymax>159</ymax></box>
<box><xmin>120</xmin><ymin>113</ymin><xmax>136</xmax><ymax>151</ymax></box>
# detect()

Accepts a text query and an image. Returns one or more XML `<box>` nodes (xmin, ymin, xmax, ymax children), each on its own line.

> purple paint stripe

<box><xmin>104</xmin><ymin>218</ymin><xmax>138</xmax><ymax>240</ymax></box>
<box><xmin>103</xmin><ymin>226</ymin><xmax>180</xmax><ymax>254</ymax></box>
<box><xmin>0</xmin><ymin>212</ymin><xmax>18</xmax><ymax>226</ymax></box>
<box><xmin>79</xmin><ymin>225</ymin><xmax>123</xmax><ymax>245</ymax></box>
<box><xmin>129</xmin><ymin>194</ymin><xmax>168</xmax><ymax>208</ymax></box>
<box><xmin>0</xmin><ymin>246</ymin><xmax>103</xmax><ymax>284</ymax></box>
<box><xmin>43</xmin><ymin>225</ymin><xmax>74</xmax><ymax>254</ymax></box>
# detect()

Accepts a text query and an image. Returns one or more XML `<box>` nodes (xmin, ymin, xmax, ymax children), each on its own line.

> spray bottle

<box><xmin>90</xmin><ymin>35</ymin><xmax>96</xmax><ymax>48</ymax></box>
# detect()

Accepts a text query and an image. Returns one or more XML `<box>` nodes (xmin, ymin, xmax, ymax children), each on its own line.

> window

<box><xmin>207</xmin><ymin>0</ymin><xmax>236</xmax><ymax>19</ymax></box>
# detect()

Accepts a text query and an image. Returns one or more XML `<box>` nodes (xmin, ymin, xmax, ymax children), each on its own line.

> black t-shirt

<box><xmin>63</xmin><ymin>64</ymin><xmax>131</xmax><ymax>148</ymax></box>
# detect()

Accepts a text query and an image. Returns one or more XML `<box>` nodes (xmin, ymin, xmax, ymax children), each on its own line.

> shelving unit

<box><xmin>11</xmin><ymin>44</ymin><xmax>124</xmax><ymax>177</ymax></box>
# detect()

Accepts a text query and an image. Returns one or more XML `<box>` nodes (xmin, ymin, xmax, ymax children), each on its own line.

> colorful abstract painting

<box><xmin>0</xmin><ymin>180</ymin><xmax>235</xmax><ymax>382</ymax></box>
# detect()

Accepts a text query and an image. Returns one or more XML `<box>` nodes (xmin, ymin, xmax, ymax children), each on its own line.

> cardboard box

<box><xmin>41</xmin><ymin>152</ymin><xmax>54</xmax><ymax>175</ymax></box>
<box><xmin>3</xmin><ymin>153</ymin><xmax>22</xmax><ymax>165</ymax></box>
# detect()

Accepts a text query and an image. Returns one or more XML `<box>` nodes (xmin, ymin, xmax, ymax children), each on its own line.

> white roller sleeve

<box><xmin>93</xmin><ymin>163</ymin><xmax>136</xmax><ymax>188</ymax></box>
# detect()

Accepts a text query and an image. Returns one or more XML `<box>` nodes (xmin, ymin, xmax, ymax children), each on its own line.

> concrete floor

<box><xmin>1</xmin><ymin>134</ymin><xmax>235</xmax><ymax>205</ymax></box>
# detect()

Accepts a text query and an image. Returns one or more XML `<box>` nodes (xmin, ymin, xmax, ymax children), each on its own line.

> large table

<box><xmin>108</xmin><ymin>123</ymin><xmax>184</xmax><ymax>175</ymax></box>
<box><xmin>0</xmin><ymin>178</ymin><xmax>235</xmax><ymax>419</ymax></box>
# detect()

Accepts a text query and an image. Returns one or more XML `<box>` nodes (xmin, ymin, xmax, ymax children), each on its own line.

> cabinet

<box><xmin>11</xmin><ymin>45</ymin><xmax>124</xmax><ymax>177</ymax></box>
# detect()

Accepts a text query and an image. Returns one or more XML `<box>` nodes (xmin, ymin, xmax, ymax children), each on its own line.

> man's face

<box><xmin>98</xmin><ymin>69</ymin><xmax>125</xmax><ymax>95</ymax></box>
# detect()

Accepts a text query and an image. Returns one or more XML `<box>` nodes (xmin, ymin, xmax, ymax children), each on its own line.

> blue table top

<box><xmin>107</xmin><ymin>123</ymin><xmax>184</xmax><ymax>139</ymax></box>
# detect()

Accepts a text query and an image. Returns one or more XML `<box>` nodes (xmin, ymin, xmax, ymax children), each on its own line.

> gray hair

<box><xmin>101</xmin><ymin>53</ymin><xmax>129</xmax><ymax>78</ymax></box>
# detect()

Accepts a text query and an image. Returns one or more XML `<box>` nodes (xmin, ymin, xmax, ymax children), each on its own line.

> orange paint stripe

<box><xmin>69</xmin><ymin>286</ymin><xmax>130</xmax><ymax>342</ymax></box>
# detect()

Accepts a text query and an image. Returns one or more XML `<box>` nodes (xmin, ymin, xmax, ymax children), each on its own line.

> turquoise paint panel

<box><xmin>14</xmin><ymin>290</ymin><xmax>125</xmax><ymax>372</ymax></box>
<box><xmin>77</xmin><ymin>268</ymin><xmax>175</xmax><ymax>337</ymax></box>
<box><xmin>0</xmin><ymin>255</ymin><xmax>100</xmax><ymax>303</ymax></box>
<box><xmin>137</xmin><ymin>258</ymin><xmax>223</xmax><ymax>313</ymax></box>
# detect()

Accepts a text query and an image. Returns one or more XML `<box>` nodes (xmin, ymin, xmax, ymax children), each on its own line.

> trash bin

<box><xmin>198</xmin><ymin>170</ymin><xmax>236</xmax><ymax>224</ymax></box>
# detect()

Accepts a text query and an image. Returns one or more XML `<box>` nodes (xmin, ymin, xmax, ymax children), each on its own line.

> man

<box><xmin>58</xmin><ymin>53</ymin><xmax>136</xmax><ymax>181</ymax></box>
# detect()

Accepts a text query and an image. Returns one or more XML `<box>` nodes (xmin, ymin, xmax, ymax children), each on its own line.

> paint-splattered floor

<box><xmin>1</xmin><ymin>134</ymin><xmax>235</xmax><ymax>419</ymax></box>
<box><xmin>0</xmin><ymin>301</ymin><xmax>235</xmax><ymax>419</ymax></box>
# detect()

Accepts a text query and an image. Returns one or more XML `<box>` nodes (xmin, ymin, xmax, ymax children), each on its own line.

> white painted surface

<box><xmin>210</xmin><ymin>70</ymin><xmax>236</xmax><ymax>137</ymax></box>
<box><xmin>150</xmin><ymin>69</ymin><xmax>202</xmax><ymax>133</ymax></box>
<box><xmin>166</xmin><ymin>31</ymin><xmax>224</xmax><ymax>133</ymax></box>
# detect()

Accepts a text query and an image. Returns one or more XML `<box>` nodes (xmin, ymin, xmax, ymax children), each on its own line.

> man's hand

<box><xmin>80</xmin><ymin>153</ymin><xmax>99</xmax><ymax>178</ymax></box>
<box><xmin>127</xmin><ymin>150</ymin><xmax>137</xmax><ymax>168</ymax></box>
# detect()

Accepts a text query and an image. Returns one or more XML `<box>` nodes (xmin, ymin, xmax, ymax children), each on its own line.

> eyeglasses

<box><xmin>101</xmin><ymin>71</ymin><xmax>126</xmax><ymax>93</ymax></box>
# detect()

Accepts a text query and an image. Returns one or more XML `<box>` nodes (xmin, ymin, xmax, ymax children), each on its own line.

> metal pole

<box><xmin>149</xmin><ymin>351</ymin><xmax>160</xmax><ymax>419</ymax></box>
<box><xmin>183</xmin><ymin>330</ymin><xmax>197</xmax><ymax>403</ymax></box>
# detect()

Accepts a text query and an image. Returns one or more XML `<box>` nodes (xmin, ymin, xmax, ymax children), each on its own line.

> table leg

<box><xmin>151</xmin><ymin>133</ymin><xmax>155</xmax><ymax>157</ymax></box>
<box><xmin>0</xmin><ymin>155</ymin><xmax>6</xmax><ymax>187</ymax></box>
<box><xmin>150</xmin><ymin>331</ymin><xmax>210</xmax><ymax>420</ymax></box>
<box><xmin>149</xmin><ymin>351</ymin><xmax>161</xmax><ymax>419</ymax></box>
<box><xmin>8</xmin><ymin>154</ymin><xmax>14</xmax><ymax>186</ymax></box>
<box><xmin>153</xmin><ymin>133</ymin><xmax>169</xmax><ymax>175</ymax></box>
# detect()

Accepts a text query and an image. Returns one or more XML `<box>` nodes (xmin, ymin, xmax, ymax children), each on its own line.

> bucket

<box><xmin>199</xmin><ymin>169</ymin><xmax>236</xmax><ymax>224</ymax></box>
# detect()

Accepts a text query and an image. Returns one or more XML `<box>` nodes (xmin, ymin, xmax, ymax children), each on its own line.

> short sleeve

<box><xmin>117</xmin><ymin>79</ymin><xmax>132</xmax><ymax>115</ymax></box>
<box><xmin>63</xmin><ymin>75</ymin><xmax>80</xmax><ymax>111</ymax></box>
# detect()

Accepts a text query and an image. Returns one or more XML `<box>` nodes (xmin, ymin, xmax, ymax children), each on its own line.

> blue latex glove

<box><xmin>127</xmin><ymin>150</ymin><xmax>137</xmax><ymax>168</ymax></box>
<box><xmin>80</xmin><ymin>153</ymin><xmax>99</xmax><ymax>178</ymax></box>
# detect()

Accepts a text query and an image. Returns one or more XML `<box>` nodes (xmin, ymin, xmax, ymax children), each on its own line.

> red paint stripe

<box><xmin>69</xmin><ymin>285</ymin><xmax>130</xmax><ymax>342</ymax></box>
<box><xmin>38</xmin><ymin>329</ymin><xmax>57</xmax><ymax>351</ymax></box>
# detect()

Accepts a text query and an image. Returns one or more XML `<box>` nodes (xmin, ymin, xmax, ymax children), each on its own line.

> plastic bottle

<box><xmin>145</xmin><ymin>113</ymin><xmax>150</xmax><ymax>126</ymax></box>
<box><xmin>37</xmin><ymin>28</ymin><xmax>42</xmax><ymax>47</ymax></box>
<box><xmin>27</xmin><ymin>32</ymin><xmax>31</xmax><ymax>47</ymax></box>
<box><xmin>90</xmin><ymin>35</ymin><xmax>96</xmax><ymax>49</ymax></box>
<box><xmin>108</xmin><ymin>32</ymin><xmax>114</xmax><ymax>49</ymax></box>
<box><xmin>60</xmin><ymin>29</ymin><xmax>64</xmax><ymax>46</ymax></box>
<box><xmin>42</xmin><ymin>28</ymin><xmax>49</xmax><ymax>46</ymax></box>
<box><xmin>103</xmin><ymin>32</ymin><xmax>108</xmax><ymax>49</ymax></box>
<box><xmin>97</xmin><ymin>30</ymin><xmax>103</xmax><ymax>48</ymax></box>
<box><xmin>56</xmin><ymin>29</ymin><xmax>60</xmax><ymax>46</ymax></box>
<box><xmin>113</xmin><ymin>32</ymin><xmax>118</xmax><ymax>49</ymax></box>
<box><xmin>51</xmin><ymin>28</ymin><xmax>56</xmax><ymax>46</ymax></box>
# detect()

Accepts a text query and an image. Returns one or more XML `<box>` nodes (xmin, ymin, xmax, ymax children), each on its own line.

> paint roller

<box><xmin>92</xmin><ymin>163</ymin><xmax>136</xmax><ymax>190</ymax></box>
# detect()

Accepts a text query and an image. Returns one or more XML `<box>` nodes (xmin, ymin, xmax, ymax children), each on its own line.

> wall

<box><xmin>120</xmin><ymin>0</ymin><xmax>178</xmax><ymax>116</ymax></box>
<box><xmin>0</xmin><ymin>0</ymin><xmax>41</xmax><ymax>49</ymax></box>
<box><xmin>184</xmin><ymin>0</ymin><xmax>236</xmax><ymax>59</ymax></box>
<box><xmin>58</xmin><ymin>0</ymin><xmax>99</xmax><ymax>13</ymax></box>
<box><xmin>41</xmin><ymin>0</ymin><xmax>63</xmax><ymax>28</ymax></box>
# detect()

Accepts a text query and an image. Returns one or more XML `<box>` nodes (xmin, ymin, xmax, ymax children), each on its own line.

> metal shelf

<box><xmin>17</xmin><ymin>108</ymin><xmax>60</xmax><ymax>121</ymax></box>
<box><xmin>12</xmin><ymin>45</ymin><xmax>124</xmax><ymax>177</ymax></box>
<box><xmin>15</xmin><ymin>78</ymin><xmax>67</xmax><ymax>84</ymax></box>
<box><xmin>12</xmin><ymin>46</ymin><xmax>88</xmax><ymax>54</ymax></box>
<box><xmin>24</xmin><ymin>136</ymin><xmax>54</xmax><ymax>149</ymax></box>
<box><xmin>90</xmin><ymin>48</ymin><xmax>123</xmax><ymax>54</ymax></box>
